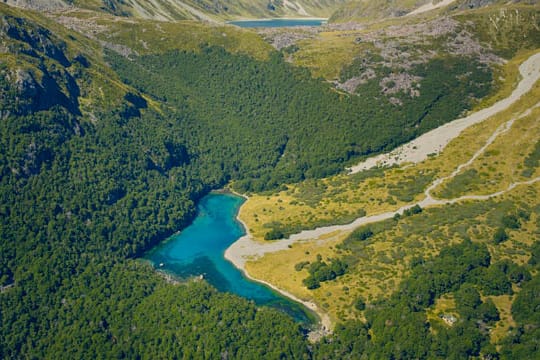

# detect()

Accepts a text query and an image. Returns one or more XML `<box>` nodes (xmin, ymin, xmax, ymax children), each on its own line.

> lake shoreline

<box><xmin>227</xmin><ymin>17</ymin><xmax>328</xmax><ymax>28</ymax></box>
<box><xmin>223</xmin><ymin>235</ymin><xmax>332</xmax><ymax>339</ymax></box>
<box><xmin>224</xmin><ymin>188</ymin><xmax>332</xmax><ymax>338</ymax></box>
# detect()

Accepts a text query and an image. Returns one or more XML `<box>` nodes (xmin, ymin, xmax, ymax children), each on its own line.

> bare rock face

<box><xmin>336</xmin><ymin>69</ymin><xmax>376</xmax><ymax>93</ymax></box>
<box><xmin>0</xmin><ymin>15</ymin><xmax>71</xmax><ymax>66</ymax></box>
<box><xmin>0</xmin><ymin>14</ymin><xmax>81</xmax><ymax>114</ymax></box>
<box><xmin>257</xmin><ymin>27</ymin><xmax>319</xmax><ymax>50</ymax></box>
<box><xmin>14</xmin><ymin>68</ymin><xmax>38</xmax><ymax>99</ymax></box>
<box><xmin>380</xmin><ymin>73</ymin><xmax>422</xmax><ymax>98</ymax></box>
<box><xmin>3</xmin><ymin>0</ymin><xmax>68</xmax><ymax>11</ymax></box>
<box><xmin>8</xmin><ymin>67</ymin><xmax>75</xmax><ymax>114</ymax></box>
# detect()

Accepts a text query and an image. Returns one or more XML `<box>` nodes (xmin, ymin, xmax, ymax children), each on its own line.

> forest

<box><xmin>0</xmin><ymin>4</ymin><xmax>537</xmax><ymax>359</ymax></box>
<box><xmin>109</xmin><ymin>46</ymin><xmax>493</xmax><ymax>193</ymax></box>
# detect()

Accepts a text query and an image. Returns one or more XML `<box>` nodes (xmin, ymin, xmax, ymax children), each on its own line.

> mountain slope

<box><xmin>7</xmin><ymin>0</ymin><xmax>350</xmax><ymax>20</ymax></box>
<box><xmin>329</xmin><ymin>0</ymin><xmax>536</xmax><ymax>22</ymax></box>
<box><xmin>0</xmin><ymin>3</ymin><xmax>313</xmax><ymax>357</ymax></box>
<box><xmin>241</xmin><ymin>49</ymin><xmax>540</xmax><ymax>358</ymax></box>
<box><xmin>1</xmin><ymin>0</ymin><xmax>539</xmax><ymax>358</ymax></box>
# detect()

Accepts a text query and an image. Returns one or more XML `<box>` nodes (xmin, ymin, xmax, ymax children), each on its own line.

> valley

<box><xmin>0</xmin><ymin>0</ymin><xmax>539</xmax><ymax>358</ymax></box>
<box><xmin>230</xmin><ymin>50</ymin><xmax>540</xmax><ymax>327</ymax></box>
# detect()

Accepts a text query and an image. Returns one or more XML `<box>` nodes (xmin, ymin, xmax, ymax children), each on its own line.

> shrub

<box><xmin>294</xmin><ymin>261</ymin><xmax>310</xmax><ymax>271</ymax></box>
<box><xmin>264</xmin><ymin>228</ymin><xmax>284</xmax><ymax>240</ymax></box>
<box><xmin>403</xmin><ymin>204</ymin><xmax>422</xmax><ymax>216</ymax></box>
<box><xmin>350</xmin><ymin>227</ymin><xmax>374</xmax><ymax>241</ymax></box>
<box><xmin>493</xmin><ymin>228</ymin><xmax>508</xmax><ymax>244</ymax></box>
<box><xmin>501</xmin><ymin>214</ymin><xmax>520</xmax><ymax>229</ymax></box>
<box><xmin>354</xmin><ymin>297</ymin><xmax>366</xmax><ymax>311</ymax></box>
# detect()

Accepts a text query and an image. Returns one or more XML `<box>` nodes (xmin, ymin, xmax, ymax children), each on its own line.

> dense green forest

<box><xmin>316</xmin><ymin>239</ymin><xmax>540</xmax><ymax>359</ymax></box>
<box><xmin>109</xmin><ymin>46</ymin><xmax>492</xmax><ymax>192</ymax></box>
<box><xmin>0</xmin><ymin>4</ymin><xmax>538</xmax><ymax>359</ymax></box>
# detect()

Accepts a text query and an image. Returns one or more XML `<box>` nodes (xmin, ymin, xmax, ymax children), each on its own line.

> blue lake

<box><xmin>229</xmin><ymin>18</ymin><xmax>326</xmax><ymax>28</ymax></box>
<box><xmin>145</xmin><ymin>192</ymin><xmax>314</xmax><ymax>325</ymax></box>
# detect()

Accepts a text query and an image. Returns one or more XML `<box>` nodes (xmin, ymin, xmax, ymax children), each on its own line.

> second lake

<box><xmin>228</xmin><ymin>18</ymin><xmax>327</xmax><ymax>28</ymax></box>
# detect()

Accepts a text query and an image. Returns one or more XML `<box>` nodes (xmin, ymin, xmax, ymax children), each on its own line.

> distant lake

<box><xmin>145</xmin><ymin>192</ymin><xmax>314</xmax><ymax>325</ymax></box>
<box><xmin>229</xmin><ymin>18</ymin><xmax>327</xmax><ymax>28</ymax></box>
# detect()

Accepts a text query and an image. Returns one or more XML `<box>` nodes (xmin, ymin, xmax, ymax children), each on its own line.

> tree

<box><xmin>492</xmin><ymin>228</ymin><xmax>508</xmax><ymax>244</ymax></box>
<box><xmin>354</xmin><ymin>297</ymin><xmax>366</xmax><ymax>311</ymax></box>
<box><xmin>303</xmin><ymin>276</ymin><xmax>320</xmax><ymax>290</ymax></box>
<box><xmin>264</xmin><ymin>228</ymin><xmax>284</xmax><ymax>240</ymax></box>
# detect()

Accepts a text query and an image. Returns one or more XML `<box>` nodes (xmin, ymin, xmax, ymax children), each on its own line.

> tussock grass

<box><xmin>96</xmin><ymin>19</ymin><xmax>273</xmax><ymax>59</ymax></box>
<box><xmin>242</xmin><ymin>54</ymin><xmax>540</xmax><ymax>325</ymax></box>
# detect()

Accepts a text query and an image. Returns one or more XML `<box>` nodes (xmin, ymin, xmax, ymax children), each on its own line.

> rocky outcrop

<box><xmin>1</xmin><ymin>15</ymin><xmax>81</xmax><ymax>115</ymax></box>
<box><xmin>1</xmin><ymin>15</ymin><xmax>71</xmax><ymax>66</ymax></box>
<box><xmin>4</xmin><ymin>0</ymin><xmax>67</xmax><ymax>11</ymax></box>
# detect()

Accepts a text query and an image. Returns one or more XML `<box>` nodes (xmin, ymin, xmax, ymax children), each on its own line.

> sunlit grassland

<box><xmin>433</xmin><ymin>106</ymin><xmax>540</xmax><ymax>199</ymax></box>
<box><xmin>247</xmin><ymin>181</ymin><xmax>539</xmax><ymax>324</ymax></box>
<box><xmin>245</xmin><ymin>232</ymin><xmax>356</xmax><ymax>324</ymax></box>
<box><xmin>432</xmin><ymin>73</ymin><xmax>540</xmax><ymax>199</ymax></box>
<box><xmin>488</xmin><ymin>294</ymin><xmax>517</xmax><ymax>345</ymax></box>
<box><xmin>64</xmin><ymin>12</ymin><xmax>273</xmax><ymax>59</ymax></box>
<box><xmin>239</xmin><ymin>166</ymin><xmax>432</xmax><ymax>240</ymax></box>
<box><xmin>104</xmin><ymin>20</ymin><xmax>272</xmax><ymax>58</ymax></box>
<box><xmin>329</xmin><ymin>0</ymin><xmax>427</xmax><ymax>23</ymax></box>
<box><xmin>292</xmin><ymin>30</ymin><xmax>366</xmax><ymax>79</ymax></box>
<box><xmin>243</xmin><ymin>68</ymin><xmax>540</xmax><ymax>324</ymax></box>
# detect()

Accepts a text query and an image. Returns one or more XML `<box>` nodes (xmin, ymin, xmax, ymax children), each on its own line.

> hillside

<box><xmin>329</xmin><ymin>0</ymin><xmax>537</xmax><ymax>22</ymax></box>
<box><xmin>0</xmin><ymin>3</ymin><xmax>315</xmax><ymax>357</ymax></box>
<box><xmin>1</xmin><ymin>0</ymin><xmax>539</xmax><ymax>358</ymax></box>
<box><xmin>236</xmin><ymin>48</ymin><xmax>540</xmax><ymax>358</ymax></box>
<box><xmin>10</xmin><ymin>0</ymin><xmax>532</xmax><ymax>21</ymax></box>
<box><xmin>231</xmin><ymin>4</ymin><xmax>540</xmax><ymax>356</ymax></box>
<box><xmin>6</xmin><ymin>0</ymin><xmax>349</xmax><ymax>20</ymax></box>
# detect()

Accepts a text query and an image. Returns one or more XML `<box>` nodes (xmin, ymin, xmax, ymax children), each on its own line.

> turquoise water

<box><xmin>229</xmin><ymin>18</ymin><xmax>326</xmax><ymax>28</ymax></box>
<box><xmin>145</xmin><ymin>193</ymin><xmax>314</xmax><ymax>325</ymax></box>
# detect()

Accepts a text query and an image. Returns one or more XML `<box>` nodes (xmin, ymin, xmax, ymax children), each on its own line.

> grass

<box><xmin>329</xmin><ymin>0</ymin><xmax>425</xmax><ymax>23</ymax></box>
<box><xmin>247</xmin><ymin>181</ymin><xmax>539</xmax><ymax>324</ymax></box>
<box><xmin>242</xmin><ymin>59</ymin><xmax>540</xmax><ymax>325</ymax></box>
<box><xmin>99</xmin><ymin>18</ymin><xmax>273</xmax><ymax>59</ymax></box>
<box><xmin>432</xmin><ymin>80</ymin><xmax>540</xmax><ymax>199</ymax></box>
<box><xmin>239</xmin><ymin>166</ymin><xmax>433</xmax><ymax>241</ymax></box>
<box><xmin>46</xmin><ymin>8</ymin><xmax>273</xmax><ymax>60</ymax></box>
<box><xmin>426</xmin><ymin>294</ymin><xmax>458</xmax><ymax>330</ymax></box>
<box><xmin>487</xmin><ymin>294</ymin><xmax>517</xmax><ymax>345</ymax></box>
<box><xmin>455</xmin><ymin>5</ymin><xmax>540</xmax><ymax>59</ymax></box>
<box><xmin>293</xmin><ymin>30</ymin><xmax>367</xmax><ymax>79</ymax></box>
<box><xmin>239</xmin><ymin>57</ymin><xmax>540</xmax><ymax>241</ymax></box>
<box><xmin>245</xmin><ymin>231</ymin><xmax>364</xmax><ymax>323</ymax></box>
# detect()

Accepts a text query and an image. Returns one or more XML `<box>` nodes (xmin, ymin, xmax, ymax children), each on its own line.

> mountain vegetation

<box><xmin>7</xmin><ymin>0</ymin><xmax>350</xmax><ymax>20</ymax></box>
<box><xmin>0</xmin><ymin>1</ymin><xmax>539</xmax><ymax>359</ymax></box>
